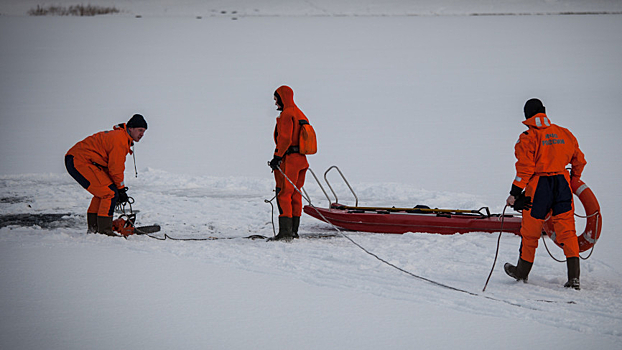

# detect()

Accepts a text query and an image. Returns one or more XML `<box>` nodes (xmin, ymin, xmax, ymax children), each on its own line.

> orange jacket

<box><xmin>66</xmin><ymin>123</ymin><xmax>133</xmax><ymax>189</ymax></box>
<box><xmin>512</xmin><ymin>113</ymin><xmax>586</xmax><ymax>190</ymax></box>
<box><xmin>273</xmin><ymin>86</ymin><xmax>309</xmax><ymax>158</ymax></box>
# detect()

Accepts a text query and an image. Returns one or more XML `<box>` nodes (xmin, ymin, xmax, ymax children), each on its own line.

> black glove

<box><xmin>512</xmin><ymin>192</ymin><xmax>532</xmax><ymax>211</ymax></box>
<box><xmin>118</xmin><ymin>187</ymin><xmax>129</xmax><ymax>204</ymax></box>
<box><xmin>269</xmin><ymin>155</ymin><xmax>282</xmax><ymax>171</ymax></box>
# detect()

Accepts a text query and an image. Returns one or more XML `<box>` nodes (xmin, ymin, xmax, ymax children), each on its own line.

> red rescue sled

<box><xmin>301</xmin><ymin>166</ymin><xmax>522</xmax><ymax>236</ymax></box>
<box><xmin>301</xmin><ymin>167</ymin><xmax>601</xmax><ymax>255</ymax></box>
<box><xmin>304</xmin><ymin>203</ymin><xmax>522</xmax><ymax>235</ymax></box>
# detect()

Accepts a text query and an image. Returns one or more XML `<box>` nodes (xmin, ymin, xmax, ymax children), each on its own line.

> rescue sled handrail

<box><xmin>304</xmin><ymin>168</ymin><xmax>333</xmax><ymax>208</ymax></box>
<box><xmin>324</xmin><ymin>165</ymin><xmax>359</xmax><ymax>207</ymax></box>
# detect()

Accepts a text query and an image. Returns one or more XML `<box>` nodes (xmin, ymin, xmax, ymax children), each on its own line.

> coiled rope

<box><xmin>541</xmin><ymin>211</ymin><xmax>600</xmax><ymax>262</ymax></box>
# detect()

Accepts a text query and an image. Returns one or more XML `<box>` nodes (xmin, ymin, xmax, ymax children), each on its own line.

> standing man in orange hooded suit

<box><xmin>269</xmin><ymin>86</ymin><xmax>310</xmax><ymax>241</ymax></box>
<box><xmin>504</xmin><ymin>99</ymin><xmax>586</xmax><ymax>289</ymax></box>
<box><xmin>65</xmin><ymin>114</ymin><xmax>147</xmax><ymax>236</ymax></box>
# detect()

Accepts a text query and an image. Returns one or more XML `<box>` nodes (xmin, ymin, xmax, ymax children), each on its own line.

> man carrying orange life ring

<box><xmin>268</xmin><ymin>86</ymin><xmax>310</xmax><ymax>241</ymax></box>
<box><xmin>504</xmin><ymin>99</ymin><xmax>587</xmax><ymax>290</ymax></box>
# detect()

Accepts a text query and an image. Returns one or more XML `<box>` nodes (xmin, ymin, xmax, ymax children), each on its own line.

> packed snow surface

<box><xmin>1</xmin><ymin>1</ymin><xmax>621</xmax><ymax>349</ymax></box>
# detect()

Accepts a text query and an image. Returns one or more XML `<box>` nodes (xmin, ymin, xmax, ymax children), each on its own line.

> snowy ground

<box><xmin>1</xmin><ymin>1</ymin><xmax>622</xmax><ymax>349</ymax></box>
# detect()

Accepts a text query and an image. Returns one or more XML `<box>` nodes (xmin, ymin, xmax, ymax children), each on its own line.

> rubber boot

<box><xmin>87</xmin><ymin>213</ymin><xmax>98</xmax><ymax>233</ymax></box>
<box><xmin>292</xmin><ymin>216</ymin><xmax>300</xmax><ymax>239</ymax></box>
<box><xmin>504</xmin><ymin>258</ymin><xmax>533</xmax><ymax>282</ymax></box>
<box><xmin>564</xmin><ymin>257</ymin><xmax>580</xmax><ymax>290</ymax></box>
<box><xmin>96</xmin><ymin>216</ymin><xmax>117</xmax><ymax>237</ymax></box>
<box><xmin>269</xmin><ymin>217</ymin><xmax>294</xmax><ymax>242</ymax></box>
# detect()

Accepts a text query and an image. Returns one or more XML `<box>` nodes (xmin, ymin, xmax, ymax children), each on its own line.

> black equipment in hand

<box><xmin>512</xmin><ymin>193</ymin><xmax>532</xmax><ymax>211</ymax></box>
<box><xmin>269</xmin><ymin>156</ymin><xmax>283</xmax><ymax>171</ymax></box>
<box><xmin>118</xmin><ymin>187</ymin><xmax>130</xmax><ymax>204</ymax></box>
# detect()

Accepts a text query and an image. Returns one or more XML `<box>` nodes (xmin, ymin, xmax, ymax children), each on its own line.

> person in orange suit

<box><xmin>268</xmin><ymin>86</ymin><xmax>310</xmax><ymax>241</ymax></box>
<box><xmin>504</xmin><ymin>99</ymin><xmax>586</xmax><ymax>290</ymax></box>
<box><xmin>65</xmin><ymin>114</ymin><xmax>148</xmax><ymax>236</ymax></box>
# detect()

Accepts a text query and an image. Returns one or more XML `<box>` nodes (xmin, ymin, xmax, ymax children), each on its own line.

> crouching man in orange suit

<box><xmin>65</xmin><ymin>114</ymin><xmax>147</xmax><ymax>236</ymax></box>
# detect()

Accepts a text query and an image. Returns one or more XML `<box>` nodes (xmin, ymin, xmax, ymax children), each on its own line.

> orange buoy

<box><xmin>543</xmin><ymin>178</ymin><xmax>602</xmax><ymax>252</ymax></box>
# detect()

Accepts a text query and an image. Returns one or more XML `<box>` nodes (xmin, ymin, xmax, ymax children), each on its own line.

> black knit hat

<box><xmin>523</xmin><ymin>99</ymin><xmax>546</xmax><ymax>119</ymax></box>
<box><xmin>127</xmin><ymin>114</ymin><xmax>148</xmax><ymax>129</ymax></box>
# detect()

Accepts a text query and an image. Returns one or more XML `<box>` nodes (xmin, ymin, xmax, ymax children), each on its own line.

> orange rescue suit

<box><xmin>65</xmin><ymin>123</ymin><xmax>134</xmax><ymax>217</ymax></box>
<box><xmin>512</xmin><ymin>114</ymin><xmax>587</xmax><ymax>262</ymax></box>
<box><xmin>273</xmin><ymin>86</ymin><xmax>309</xmax><ymax>218</ymax></box>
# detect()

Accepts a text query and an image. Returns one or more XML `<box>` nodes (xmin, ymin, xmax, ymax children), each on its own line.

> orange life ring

<box><xmin>543</xmin><ymin>178</ymin><xmax>602</xmax><ymax>252</ymax></box>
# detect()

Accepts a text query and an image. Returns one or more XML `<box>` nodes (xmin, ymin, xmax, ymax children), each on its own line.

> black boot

<box><xmin>87</xmin><ymin>213</ymin><xmax>98</xmax><ymax>233</ymax></box>
<box><xmin>96</xmin><ymin>216</ymin><xmax>117</xmax><ymax>237</ymax></box>
<box><xmin>269</xmin><ymin>217</ymin><xmax>294</xmax><ymax>242</ymax></box>
<box><xmin>564</xmin><ymin>257</ymin><xmax>580</xmax><ymax>290</ymax></box>
<box><xmin>292</xmin><ymin>216</ymin><xmax>300</xmax><ymax>239</ymax></box>
<box><xmin>504</xmin><ymin>258</ymin><xmax>533</xmax><ymax>282</ymax></box>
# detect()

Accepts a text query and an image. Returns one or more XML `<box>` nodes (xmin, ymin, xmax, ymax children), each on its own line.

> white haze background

<box><xmin>1</xmin><ymin>1</ymin><xmax>622</xmax><ymax>349</ymax></box>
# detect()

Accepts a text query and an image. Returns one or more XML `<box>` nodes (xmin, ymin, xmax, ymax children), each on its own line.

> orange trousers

<box><xmin>519</xmin><ymin>173</ymin><xmax>579</xmax><ymax>262</ymax></box>
<box><xmin>65</xmin><ymin>155</ymin><xmax>118</xmax><ymax>217</ymax></box>
<box><xmin>274</xmin><ymin>153</ymin><xmax>308</xmax><ymax>218</ymax></box>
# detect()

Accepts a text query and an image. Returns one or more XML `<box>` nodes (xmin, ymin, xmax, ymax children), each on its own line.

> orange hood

<box><xmin>275</xmin><ymin>85</ymin><xmax>296</xmax><ymax>110</ymax></box>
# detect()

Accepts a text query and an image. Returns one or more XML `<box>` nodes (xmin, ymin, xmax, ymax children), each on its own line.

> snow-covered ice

<box><xmin>1</xmin><ymin>1</ymin><xmax>621</xmax><ymax>349</ymax></box>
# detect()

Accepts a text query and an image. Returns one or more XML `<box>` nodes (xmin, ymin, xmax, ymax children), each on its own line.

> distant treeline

<box><xmin>28</xmin><ymin>4</ymin><xmax>120</xmax><ymax>16</ymax></box>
